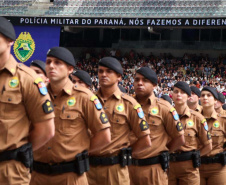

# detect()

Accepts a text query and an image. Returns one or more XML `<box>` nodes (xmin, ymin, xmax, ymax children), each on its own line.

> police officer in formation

<box><xmin>129</xmin><ymin>67</ymin><xmax>185</xmax><ymax>185</ymax></box>
<box><xmin>1</xmin><ymin>16</ymin><xmax>226</xmax><ymax>185</ymax></box>
<box><xmin>30</xmin><ymin>47</ymin><xmax>111</xmax><ymax>185</ymax></box>
<box><xmin>0</xmin><ymin>17</ymin><xmax>55</xmax><ymax>185</ymax></box>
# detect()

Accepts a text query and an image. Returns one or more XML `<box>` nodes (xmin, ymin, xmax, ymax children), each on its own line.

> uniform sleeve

<box><xmin>83</xmin><ymin>94</ymin><xmax>110</xmax><ymax>134</ymax></box>
<box><xmin>127</xmin><ymin>101</ymin><xmax>150</xmax><ymax>138</ymax></box>
<box><xmin>197</xmin><ymin>117</ymin><xmax>212</xmax><ymax>146</ymax></box>
<box><xmin>162</xmin><ymin>105</ymin><xmax>184</xmax><ymax>138</ymax></box>
<box><xmin>22</xmin><ymin>75</ymin><xmax>55</xmax><ymax>124</ymax></box>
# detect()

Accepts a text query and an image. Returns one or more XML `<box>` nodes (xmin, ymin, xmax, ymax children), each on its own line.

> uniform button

<box><xmin>117</xmin><ymin>120</ymin><xmax>119</xmax><ymax>122</ymax></box>
<box><xmin>152</xmin><ymin>121</ymin><xmax>155</xmax><ymax>123</ymax></box>
<box><xmin>8</xmin><ymin>98</ymin><xmax>12</xmax><ymax>101</ymax></box>
<box><xmin>67</xmin><ymin>115</ymin><xmax>70</xmax><ymax>118</ymax></box>
<box><xmin>54</xmin><ymin>104</ymin><xmax>56</xmax><ymax>107</ymax></box>
<box><xmin>48</xmin><ymin>147</ymin><xmax>51</xmax><ymax>150</ymax></box>
<box><xmin>104</xmin><ymin>107</ymin><xmax>107</xmax><ymax>110</ymax></box>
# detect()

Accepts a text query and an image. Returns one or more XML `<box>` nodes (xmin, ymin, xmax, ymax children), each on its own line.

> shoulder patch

<box><xmin>207</xmin><ymin>131</ymin><xmax>211</xmax><ymax>140</ymax></box>
<box><xmin>9</xmin><ymin>76</ymin><xmax>19</xmax><ymax>88</ymax></box>
<box><xmin>34</xmin><ymin>77</ymin><xmax>48</xmax><ymax>96</ymax></box>
<box><xmin>170</xmin><ymin>108</ymin><xmax>179</xmax><ymax>121</ymax></box>
<box><xmin>176</xmin><ymin>122</ymin><xmax>183</xmax><ymax>131</ymax></box>
<box><xmin>100</xmin><ymin>112</ymin><xmax>109</xmax><ymax>124</ymax></box>
<box><xmin>90</xmin><ymin>95</ymin><xmax>102</xmax><ymax>110</ymax></box>
<box><xmin>42</xmin><ymin>100</ymin><xmax>54</xmax><ymax>114</ymax></box>
<box><xmin>140</xmin><ymin>120</ymin><xmax>149</xmax><ymax>131</ymax></box>
<box><xmin>201</xmin><ymin>119</ymin><xmax>208</xmax><ymax>131</ymax></box>
<box><xmin>134</xmin><ymin>104</ymin><xmax>144</xmax><ymax>119</ymax></box>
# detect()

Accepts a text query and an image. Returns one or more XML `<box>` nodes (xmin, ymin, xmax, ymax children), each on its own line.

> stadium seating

<box><xmin>0</xmin><ymin>0</ymin><xmax>226</xmax><ymax>17</ymax></box>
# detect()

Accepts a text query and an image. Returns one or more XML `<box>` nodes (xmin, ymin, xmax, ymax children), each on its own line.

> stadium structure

<box><xmin>1</xmin><ymin>0</ymin><xmax>226</xmax><ymax>60</ymax></box>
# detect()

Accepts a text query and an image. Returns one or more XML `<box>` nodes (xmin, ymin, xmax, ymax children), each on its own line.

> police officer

<box><xmin>188</xmin><ymin>86</ymin><xmax>202</xmax><ymax>113</ymax></box>
<box><xmin>129</xmin><ymin>67</ymin><xmax>185</xmax><ymax>185</ymax></box>
<box><xmin>31</xmin><ymin>47</ymin><xmax>111</xmax><ymax>185</ymax></box>
<box><xmin>87</xmin><ymin>57</ymin><xmax>151</xmax><ymax>185</ymax></box>
<box><xmin>0</xmin><ymin>17</ymin><xmax>55</xmax><ymax>185</ymax></box>
<box><xmin>70</xmin><ymin>70</ymin><xmax>92</xmax><ymax>89</ymax></box>
<box><xmin>214</xmin><ymin>92</ymin><xmax>226</xmax><ymax>115</ymax></box>
<box><xmin>169</xmin><ymin>82</ymin><xmax>212</xmax><ymax>185</ymax></box>
<box><xmin>161</xmin><ymin>94</ymin><xmax>173</xmax><ymax>105</ymax></box>
<box><xmin>30</xmin><ymin>59</ymin><xmax>49</xmax><ymax>85</ymax></box>
<box><xmin>200</xmin><ymin>87</ymin><xmax>226</xmax><ymax>185</ymax></box>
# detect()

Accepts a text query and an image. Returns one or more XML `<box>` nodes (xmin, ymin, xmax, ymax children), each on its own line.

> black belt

<box><xmin>170</xmin><ymin>151</ymin><xmax>193</xmax><ymax>162</ymax></box>
<box><xmin>132</xmin><ymin>155</ymin><xmax>160</xmax><ymax>166</ymax></box>
<box><xmin>89</xmin><ymin>156</ymin><xmax>120</xmax><ymax>166</ymax></box>
<box><xmin>201</xmin><ymin>156</ymin><xmax>221</xmax><ymax>164</ymax></box>
<box><xmin>33</xmin><ymin>160</ymin><xmax>79</xmax><ymax>175</ymax></box>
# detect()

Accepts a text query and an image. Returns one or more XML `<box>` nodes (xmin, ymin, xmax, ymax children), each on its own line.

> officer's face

<box><xmin>0</xmin><ymin>33</ymin><xmax>13</xmax><ymax>56</ymax></box>
<box><xmin>30</xmin><ymin>66</ymin><xmax>48</xmax><ymax>85</ymax></box>
<box><xmin>70</xmin><ymin>75</ymin><xmax>89</xmax><ymax>88</ymax></box>
<box><xmin>187</xmin><ymin>92</ymin><xmax>199</xmax><ymax>104</ymax></box>
<box><xmin>134</xmin><ymin>73</ymin><xmax>155</xmax><ymax>97</ymax></box>
<box><xmin>172</xmin><ymin>87</ymin><xmax>188</xmax><ymax>105</ymax></box>
<box><xmin>200</xmin><ymin>91</ymin><xmax>217</xmax><ymax>108</ymax></box>
<box><xmin>46</xmin><ymin>56</ymin><xmax>73</xmax><ymax>83</ymax></box>
<box><xmin>98</xmin><ymin>66</ymin><xmax>121</xmax><ymax>88</ymax></box>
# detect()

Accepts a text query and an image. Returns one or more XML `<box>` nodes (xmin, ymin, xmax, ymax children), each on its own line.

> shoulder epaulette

<box><xmin>121</xmin><ymin>93</ymin><xmax>138</xmax><ymax>106</ymax></box>
<box><xmin>17</xmin><ymin>63</ymin><xmax>38</xmax><ymax>79</ymax></box>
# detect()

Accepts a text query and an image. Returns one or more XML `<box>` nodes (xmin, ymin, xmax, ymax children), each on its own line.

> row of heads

<box><xmin>1</xmin><ymin>17</ymin><xmax>224</xmax><ymax>103</ymax></box>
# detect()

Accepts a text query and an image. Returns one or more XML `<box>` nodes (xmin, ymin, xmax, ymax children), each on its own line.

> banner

<box><xmin>6</xmin><ymin>16</ymin><xmax>226</xmax><ymax>27</ymax></box>
<box><xmin>11</xmin><ymin>25</ymin><xmax>61</xmax><ymax>66</ymax></box>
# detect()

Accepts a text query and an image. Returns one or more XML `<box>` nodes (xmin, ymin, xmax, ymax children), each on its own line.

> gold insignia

<box><xmin>67</xmin><ymin>97</ymin><xmax>76</xmax><ymax>106</ymax></box>
<box><xmin>134</xmin><ymin>104</ymin><xmax>141</xmax><ymax>110</ymax></box>
<box><xmin>151</xmin><ymin>107</ymin><xmax>159</xmax><ymax>115</ymax></box>
<box><xmin>116</xmin><ymin>103</ymin><xmax>124</xmax><ymax>112</ymax></box>
<box><xmin>34</xmin><ymin>77</ymin><xmax>43</xmax><ymax>84</ymax></box>
<box><xmin>9</xmin><ymin>77</ymin><xmax>19</xmax><ymax>88</ymax></box>
<box><xmin>90</xmin><ymin>95</ymin><xmax>98</xmax><ymax>101</ymax></box>
<box><xmin>213</xmin><ymin>121</ymin><xmax>220</xmax><ymax>128</ymax></box>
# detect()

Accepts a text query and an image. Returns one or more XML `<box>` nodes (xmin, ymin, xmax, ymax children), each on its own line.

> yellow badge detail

<box><xmin>34</xmin><ymin>77</ymin><xmax>43</xmax><ymax>84</ymax></box>
<box><xmin>13</xmin><ymin>32</ymin><xmax>35</xmax><ymax>63</ymax></box>
<box><xmin>134</xmin><ymin>104</ymin><xmax>141</xmax><ymax>110</ymax></box>
<box><xmin>116</xmin><ymin>103</ymin><xmax>124</xmax><ymax>112</ymax></box>
<box><xmin>201</xmin><ymin>119</ymin><xmax>207</xmax><ymax>124</ymax></box>
<box><xmin>187</xmin><ymin>120</ymin><xmax>194</xmax><ymax>127</ymax></box>
<box><xmin>67</xmin><ymin>97</ymin><xmax>76</xmax><ymax>106</ymax></box>
<box><xmin>170</xmin><ymin>107</ymin><xmax>176</xmax><ymax>112</ymax></box>
<box><xmin>90</xmin><ymin>95</ymin><xmax>98</xmax><ymax>101</ymax></box>
<box><xmin>151</xmin><ymin>107</ymin><xmax>159</xmax><ymax>115</ymax></box>
<box><xmin>9</xmin><ymin>77</ymin><xmax>19</xmax><ymax>88</ymax></box>
<box><xmin>116</xmin><ymin>95</ymin><xmax>121</xmax><ymax>99</ymax></box>
<box><xmin>10</xmin><ymin>68</ymin><xmax>15</xmax><ymax>74</ymax></box>
<box><xmin>213</xmin><ymin>121</ymin><xmax>220</xmax><ymax>128</ymax></box>
<box><xmin>66</xmin><ymin>90</ymin><xmax>71</xmax><ymax>94</ymax></box>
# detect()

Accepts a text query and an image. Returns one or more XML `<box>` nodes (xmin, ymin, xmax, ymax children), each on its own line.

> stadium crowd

<box><xmin>76</xmin><ymin>48</ymin><xmax>226</xmax><ymax>100</ymax></box>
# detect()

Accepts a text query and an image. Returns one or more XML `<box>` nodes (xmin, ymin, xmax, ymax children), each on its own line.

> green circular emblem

<box><xmin>213</xmin><ymin>121</ymin><xmax>220</xmax><ymax>128</ymax></box>
<box><xmin>67</xmin><ymin>97</ymin><xmax>76</xmax><ymax>106</ymax></box>
<box><xmin>151</xmin><ymin>108</ymin><xmax>159</xmax><ymax>115</ymax></box>
<box><xmin>9</xmin><ymin>77</ymin><xmax>19</xmax><ymax>88</ymax></box>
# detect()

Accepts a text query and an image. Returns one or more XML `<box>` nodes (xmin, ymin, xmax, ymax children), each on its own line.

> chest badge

<box><xmin>170</xmin><ymin>108</ymin><xmax>179</xmax><ymax>121</ymax></box>
<box><xmin>134</xmin><ymin>104</ymin><xmax>144</xmax><ymax>119</ymax></box>
<box><xmin>151</xmin><ymin>107</ymin><xmax>159</xmax><ymax>115</ymax></box>
<box><xmin>213</xmin><ymin>121</ymin><xmax>220</xmax><ymax>128</ymax></box>
<box><xmin>201</xmin><ymin>119</ymin><xmax>209</xmax><ymax>131</ymax></box>
<box><xmin>9</xmin><ymin>76</ymin><xmax>19</xmax><ymax>88</ymax></box>
<box><xmin>67</xmin><ymin>97</ymin><xmax>76</xmax><ymax>106</ymax></box>
<box><xmin>187</xmin><ymin>120</ymin><xmax>194</xmax><ymax>127</ymax></box>
<box><xmin>90</xmin><ymin>95</ymin><xmax>102</xmax><ymax>110</ymax></box>
<box><xmin>34</xmin><ymin>77</ymin><xmax>48</xmax><ymax>96</ymax></box>
<box><xmin>116</xmin><ymin>103</ymin><xmax>124</xmax><ymax>112</ymax></box>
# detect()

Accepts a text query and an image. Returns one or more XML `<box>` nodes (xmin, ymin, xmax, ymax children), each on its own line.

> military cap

<box><xmin>118</xmin><ymin>85</ymin><xmax>127</xmax><ymax>93</ymax></box>
<box><xmin>30</xmin><ymin>60</ymin><xmax>46</xmax><ymax>75</ymax></box>
<box><xmin>201</xmin><ymin>86</ymin><xmax>218</xmax><ymax>100</ymax></box>
<box><xmin>222</xmin><ymin>104</ymin><xmax>226</xmax><ymax>110</ymax></box>
<box><xmin>217</xmin><ymin>92</ymin><xmax>225</xmax><ymax>103</ymax></box>
<box><xmin>136</xmin><ymin>67</ymin><xmax>158</xmax><ymax>85</ymax></box>
<box><xmin>47</xmin><ymin>47</ymin><xmax>76</xmax><ymax>67</ymax></box>
<box><xmin>72</xmin><ymin>70</ymin><xmax>92</xmax><ymax>87</ymax></box>
<box><xmin>174</xmin><ymin>81</ymin><xmax>191</xmax><ymax>96</ymax></box>
<box><xmin>0</xmin><ymin>17</ymin><xmax>16</xmax><ymax>41</ymax></box>
<box><xmin>99</xmin><ymin>57</ymin><xmax>123</xmax><ymax>75</ymax></box>
<box><xmin>190</xmin><ymin>86</ymin><xmax>201</xmax><ymax>97</ymax></box>
<box><xmin>161</xmin><ymin>95</ymin><xmax>172</xmax><ymax>105</ymax></box>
